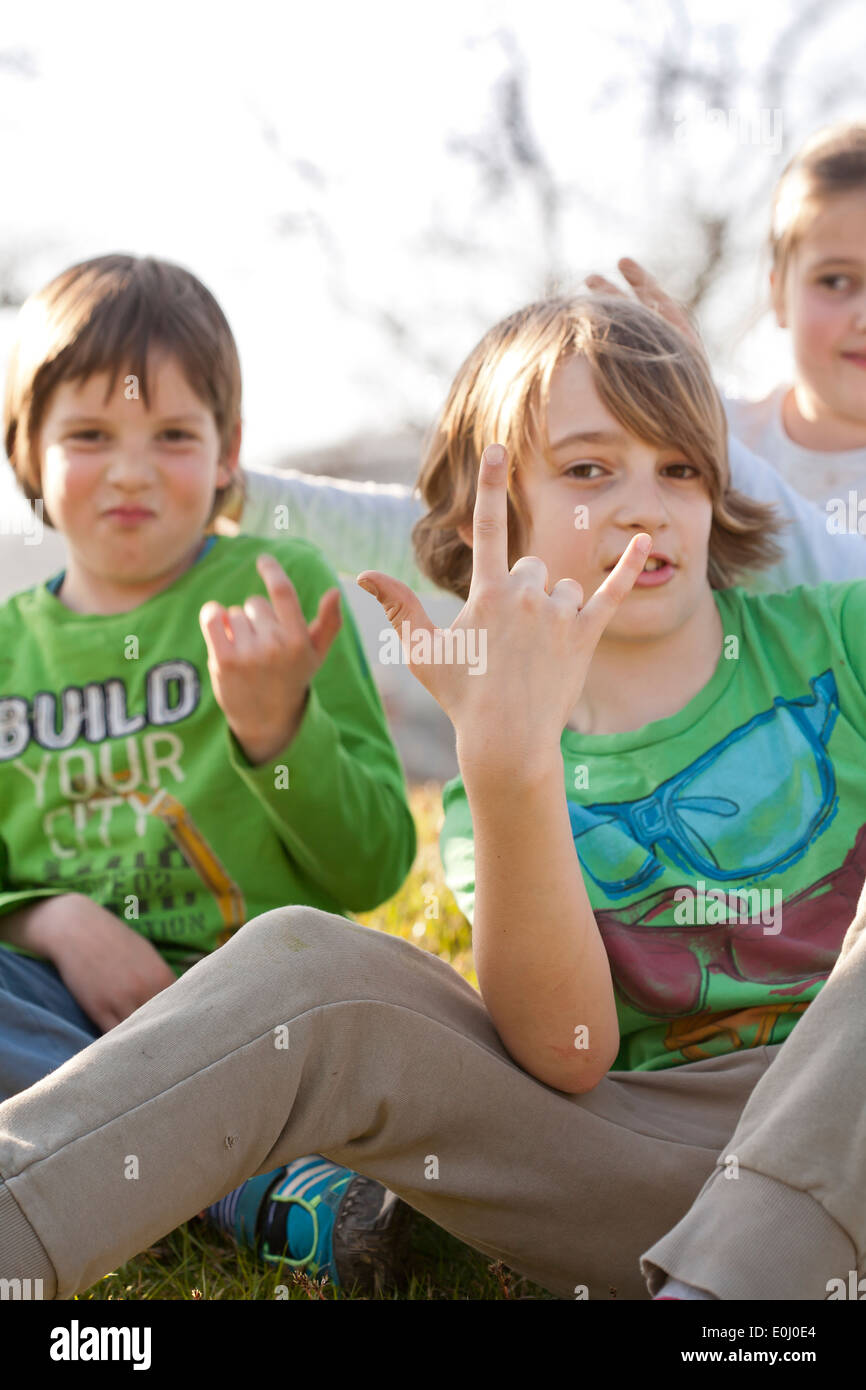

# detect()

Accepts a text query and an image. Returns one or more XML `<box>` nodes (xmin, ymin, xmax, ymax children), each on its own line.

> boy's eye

<box><xmin>664</xmin><ymin>462</ymin><xmax>699</xmax><ymax>479</ymax></box>
<box><xmin>161</xmin><ymin>429</ymin><xmax>195</xmax><ymax>442</ymax></box>
<box><xmin>818</xmin><ymin>273</ymin><xmax>854</xmax><ymax>292</ymax></box>
<box><xmin>564</xmin><ymin>462</ymin><xmax>606</xmax><ymax>479</ymax></box>
<box><xmin>68</xmin><ymin>430</ymin><xmax>105</xmax><ymax>442</ymax></box>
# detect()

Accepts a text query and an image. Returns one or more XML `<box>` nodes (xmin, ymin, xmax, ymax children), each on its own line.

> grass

<box><xmin>79</xmin><ymin>782</ymin><xmax>554</xmax><ymax>1302</ymax></box>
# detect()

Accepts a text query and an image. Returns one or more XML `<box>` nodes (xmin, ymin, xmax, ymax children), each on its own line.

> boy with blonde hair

<box><xmin>2</xmin><ymin>292</ymin><xmax>866</xmax><ymax>1302</ymax></box>
<box><xmin>0</xmin><ymin>253</ymin><xmax>416</xmax><ymax>1291</ymax></box>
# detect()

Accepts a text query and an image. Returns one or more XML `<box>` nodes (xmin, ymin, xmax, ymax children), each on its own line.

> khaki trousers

<box><xmin>1</xmin><ymin>897</ymin><xmax>863</xmax><ymax>1299</ymax></box>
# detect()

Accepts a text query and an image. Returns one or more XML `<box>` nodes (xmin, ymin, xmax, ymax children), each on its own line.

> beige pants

<box><xmin>0</xmin><ymin>899</ymin><xmax>863</xmax><ymax>1300</ymax></box>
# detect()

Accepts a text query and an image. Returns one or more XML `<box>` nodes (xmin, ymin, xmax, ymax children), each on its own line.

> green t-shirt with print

<box><xmin>0</xmin><ymin>535</ymin><xmax>416</xmax><ymax>974</ymax></box>
<box><xmin>441</xmin><ymin>580</ymin><xmax>866</xmax><ymax>1072</ymax></box>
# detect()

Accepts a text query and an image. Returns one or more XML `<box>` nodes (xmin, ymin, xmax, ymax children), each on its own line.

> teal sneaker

<box><xmin>207</xmin><ymin>1155</ymin><xmax>413</xmax><ymax>1295</ymax></box>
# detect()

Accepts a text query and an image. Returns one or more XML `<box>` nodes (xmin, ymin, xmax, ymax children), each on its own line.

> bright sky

<box><xmin>0</xmin><ymin>0</ymin><xmax>862</xmax><ymax>533</ymax></box>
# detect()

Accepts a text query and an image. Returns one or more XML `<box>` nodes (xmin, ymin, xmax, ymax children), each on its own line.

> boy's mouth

<box><xmin>841</xmin><ymin>351</ymin><xmax>866</xmax><ymax>370</ymax></box>
<box><xmin>603</xmin><ymin>551</ymin><xmax>676</xmax><ymax>588</ymax></box>
<box><xmin>640</xmin><ymin>555</ymin><xmax>671</xmax><ymax>571</ymax></box>
<box><xmin>103</xmin><ymin>506</ymin><xmax>156</xmax><ymax>522</ymax></box>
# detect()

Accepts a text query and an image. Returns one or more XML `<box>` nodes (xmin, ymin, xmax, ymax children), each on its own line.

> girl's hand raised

<box><xmin>357</xmin><ymin>444</ymin><xmax>651</xmax><ymax>788</ymax></box>
<box><xmin>585</xmin><ymin>257</ymin><xmax>702</xmax><ymax>350</ymax></box>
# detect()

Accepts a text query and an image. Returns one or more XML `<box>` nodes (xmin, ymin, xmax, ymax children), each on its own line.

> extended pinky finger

<box><xmin>308</xmin><ymin>587</ymin><xmax>343</xmax><ymax>661</ymax></box>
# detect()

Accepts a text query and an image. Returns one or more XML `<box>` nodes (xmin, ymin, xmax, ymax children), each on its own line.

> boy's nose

<box><xmin>104</xmin><ymin>448</ymin><xmax>154</xmax><ymax>483</ymax></box>
<box><xmin>616</xmin><ymin>484</ymin><xmax>671</xmax><ymax>530</ymax></box>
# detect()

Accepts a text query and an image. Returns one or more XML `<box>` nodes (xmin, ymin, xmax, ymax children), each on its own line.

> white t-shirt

<box><xmin>724</xmin><ymin>386</ymin><xmax>866</xmax><ymax>514</ymax></box>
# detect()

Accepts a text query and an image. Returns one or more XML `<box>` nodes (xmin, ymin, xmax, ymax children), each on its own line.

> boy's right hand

<box><xmin>31</xmin><ymin>893</ymin><xmax>178</xmax><ymax>1032</ymax></box>
<box><xmin>357</xmin><ymin>445</ymin><xmax>651</xmax><ymax>789</ymax></box>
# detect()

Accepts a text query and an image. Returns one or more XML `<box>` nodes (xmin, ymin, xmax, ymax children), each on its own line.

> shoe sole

<box><xmin>332</xmin><ymin>1177</ymin><xmax>414</xmax><ymax>1296</ymax></box>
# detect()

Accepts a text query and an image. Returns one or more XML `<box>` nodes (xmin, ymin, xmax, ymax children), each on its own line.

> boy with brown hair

<box><xmin>0</xmin><ymin>253</ymin><xmax>417</xmax><ymax>1291</ymax></box>
<box><xmin>2</xmin><ymin>292</ymin><xmax>866</xmax><ymax>1302</ymax></box>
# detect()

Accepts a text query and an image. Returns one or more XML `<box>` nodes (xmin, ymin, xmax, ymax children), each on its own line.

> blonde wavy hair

<box><xmin>412</xmin><ymin>294</ymin><xmax>786</xmax><ymax>599</ymax></box>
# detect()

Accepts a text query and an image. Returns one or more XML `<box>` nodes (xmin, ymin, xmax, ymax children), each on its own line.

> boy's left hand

<box><xmin>199</xmin><ymin>553</ymin><xmax>342</xmax><ymax>766</ymax></box>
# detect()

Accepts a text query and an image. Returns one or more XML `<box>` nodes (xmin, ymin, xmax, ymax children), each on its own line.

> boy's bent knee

<box><xmin>224</xmin><ymin>903</ymin><xmax>348</xmax><ymax>960</ymax></box>
<box><xmin>228</xmin><ymin>904</ymin><xmax>382</xmax><ymax>972</ymax></box>
<box><xmin>217</xmin><ymin>903</ymin><xmax>480</xmax><ymax>1019</ymax></box>
<box><xmin>243</xmin><ymin>902</ymin><xmax>351</xmax><ymax>939</ymax></box>
<box><xmin>178</xmin><ymin>904</ymin><xmax>491</xmax><ymax>1056</ymax></box>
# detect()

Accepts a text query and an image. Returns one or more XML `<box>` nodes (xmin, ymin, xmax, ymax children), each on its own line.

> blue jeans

<box><xmin>0</xmin><ymin>948</ymin><xmax>102</xmax><ymax>1103</ymax></box>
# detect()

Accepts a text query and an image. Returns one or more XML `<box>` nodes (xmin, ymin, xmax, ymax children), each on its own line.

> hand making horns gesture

<box><xmin>357</xmin><ymin>443</ymin><xmax>651</xmax><ymax>784</ymax></box>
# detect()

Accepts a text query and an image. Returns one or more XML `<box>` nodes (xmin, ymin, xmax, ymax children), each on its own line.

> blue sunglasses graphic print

<box><xmin>568</xmin><ymin>669</ymin><xmax>840</xmax><ymax>899</ymax></box>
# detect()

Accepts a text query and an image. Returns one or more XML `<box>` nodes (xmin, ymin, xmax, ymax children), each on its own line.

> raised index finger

<box><xmin>618</xmin><ymin>257</ymin><xmax>659</xmax><ymax>291</ymax></box>
<box><xmin>470</xmin><ymin>444</ymin><xmax>510</xmax><ymax>589</ymax></box>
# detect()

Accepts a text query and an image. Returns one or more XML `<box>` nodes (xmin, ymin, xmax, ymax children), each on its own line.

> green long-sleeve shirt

<box><xmin>0</xmin><ymin>535</ymin><xmax>416</xmax><ymax>973</ymax></box>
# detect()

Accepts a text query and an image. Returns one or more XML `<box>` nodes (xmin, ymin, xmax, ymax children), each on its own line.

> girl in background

<box><xmin>593</xmin><ymin>122</ymin><xmax>866</xmax><ymax>516</ymax></box>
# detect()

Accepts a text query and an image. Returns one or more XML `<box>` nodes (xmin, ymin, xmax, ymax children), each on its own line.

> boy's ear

<box><xmin>217</xmin><ymin>417</ymin><xmax>243</xmax><ymax>487</ymax></box>
<box><xmin>769</xmin><ymin>268</ymin><xmax>787</xmax><ymax>328</ymax></box>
